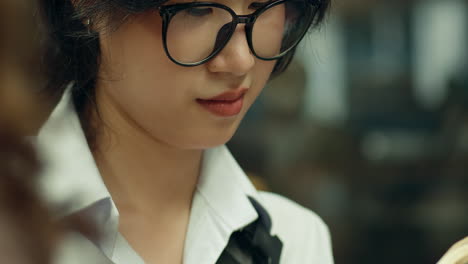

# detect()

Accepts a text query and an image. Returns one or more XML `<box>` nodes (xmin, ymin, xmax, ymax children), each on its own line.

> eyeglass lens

<box><xmin>165</xmin><ymin>0</ymin><xmax>312</xmax><ymax>65</ymax></box>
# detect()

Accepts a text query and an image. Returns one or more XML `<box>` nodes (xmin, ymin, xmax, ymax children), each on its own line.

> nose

<box><xmin>206</xmin><ymin>24</ymin><xmax>255</xmax><ymax>77</ymax></box>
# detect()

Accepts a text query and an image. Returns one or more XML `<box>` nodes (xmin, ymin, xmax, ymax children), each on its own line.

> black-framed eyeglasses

<box><xmin>158</xmin><ymin>0</ymin><xmax>321</xmax><ymax>66</ymax></box>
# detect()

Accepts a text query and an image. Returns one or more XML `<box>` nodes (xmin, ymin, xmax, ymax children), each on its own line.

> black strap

<box><xmin>216</xmin><ymin>197</ymin><xmax>283</xmax><ymax>264</ymax></box>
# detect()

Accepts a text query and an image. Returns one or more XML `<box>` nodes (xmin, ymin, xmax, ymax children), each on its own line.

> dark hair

<box><xmin>39</xmin><ymin>0</ymin><xmax>330</xmax><ymax>123</ymax></box>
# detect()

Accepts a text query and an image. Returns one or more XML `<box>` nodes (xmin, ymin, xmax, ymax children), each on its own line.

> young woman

<box><xmin>37</xmin><ymin>0</ymin><xmax>333</xmax><ymax>263</ymax></box>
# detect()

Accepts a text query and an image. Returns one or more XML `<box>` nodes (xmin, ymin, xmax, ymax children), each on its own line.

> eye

<box><xmin>249</xmin><ymin>1</ymin><xmax>270</xmax><ymax>10</ymax></box>
<box><xmin>184</xmin><ymin>7</ymin><xmax>213</xmax><ymax>17</ymax></box>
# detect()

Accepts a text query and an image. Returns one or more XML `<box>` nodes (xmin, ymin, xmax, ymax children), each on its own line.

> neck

<box><xmin>89</xmin><ymin>90</ymin><xmax>202</xmax><ymax>218</ymax></box>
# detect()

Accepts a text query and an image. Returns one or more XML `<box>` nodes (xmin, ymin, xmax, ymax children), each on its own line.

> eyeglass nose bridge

<box><xmin>225</xmin><ymin>15</ymin><xmax>256</xmax><ymax>56</ymax></box>
<box><xmin>233</xmin><ymin>15</ymin><xmax>255</xmax><ymax>26</ymax></box>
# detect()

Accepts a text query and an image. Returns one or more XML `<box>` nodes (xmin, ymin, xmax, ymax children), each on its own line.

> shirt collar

<box><xmin>36</xmin><ymin>88</ymin><xmax>120</xmax><ymax>257</ymax></box>
<box><xmin>36</xmin><ymin>88</ymin><xmax>111</xmax><ymax>217</ymax></box>
<box><xmin>183</xmin><ymin>145</ymin><xmax>259</xmax><ymax>264</ymax></box>
<box><xmin>37</xmin><ymin>88</ymin><xmax>261</xmax><ymax>263</ymax></box>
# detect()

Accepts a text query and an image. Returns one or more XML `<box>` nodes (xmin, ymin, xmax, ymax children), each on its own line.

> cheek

<box><xmin>100</xmin><ymin>13</ymin><xmax>173</xmax><ymax>83</ymax></box>
<box><xmin>252</xmin><ymin>5</ymin><xmax>286</xmax><ymax>57</ymax></box>
<box><xmin>245</xmin><ymin>59</ymin><xmax>276</xmax><ymax>106</ymax></box>
<box><xmin>98</xmin><ymin>15</ymin><xmax>203</xmax><ymax>144</ymax></box>
<box><xmin>99</xmin><ymin>13</ymin><xmax>192</xmax><ymax>114</ymax></box>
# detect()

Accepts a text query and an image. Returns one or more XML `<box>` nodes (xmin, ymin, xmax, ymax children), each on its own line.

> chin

<box><xmin>199</xmin><ymin>134</ymin><xmax>236</xmax><ymax>149</ymax></box>
<box><xmin>167</xmin><ymin>114</ymin><xmax>243</xmax><ymax>150</ymax></box>
<box><xmin>180</xmin><ymin>129</ymin><xmax>237</xmax><ymax>150</ymax></box>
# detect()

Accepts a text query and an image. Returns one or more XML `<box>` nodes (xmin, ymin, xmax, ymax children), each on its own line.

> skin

<box><xmin>90</xmin><ymin>1</ymin><xmax>278</xmax><ymax>263</ymax></box>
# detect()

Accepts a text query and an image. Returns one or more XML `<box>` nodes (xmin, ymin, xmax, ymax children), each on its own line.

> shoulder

<box><xmin>258</xmin><ymin>192</ymin><xmax>335</xmax><ymax>264</ymax></box>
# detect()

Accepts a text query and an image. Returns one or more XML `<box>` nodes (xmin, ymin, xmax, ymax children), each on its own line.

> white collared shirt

<box><xmin>36</xmin><ymin>89</ymin><xmax>334</xmax><ymax>264</ymax></box>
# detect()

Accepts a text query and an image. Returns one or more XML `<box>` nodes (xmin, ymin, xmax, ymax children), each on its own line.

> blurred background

<box><xmin>228</xmin><ymin>0</ymin><xmax>468</xmax><ymax>263</ymax></box>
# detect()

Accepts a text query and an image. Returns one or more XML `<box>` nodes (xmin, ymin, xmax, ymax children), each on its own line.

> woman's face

<box><xmin>96</xmin><ymin>0</ymin><xmax>278</xmax><ymax>150</ymax></box>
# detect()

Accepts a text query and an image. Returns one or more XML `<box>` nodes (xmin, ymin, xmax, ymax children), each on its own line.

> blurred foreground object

<box><xmin>0</xmin><ymin>0</ymin><xmax>42</xmax><ymax>132</ymax></box>
<box><xmin>0</xmin><ymin>0</ymin><xmax>98</xmax><ymax>263</ymax></box>
<box><xmin>0</xmin><ymin>131</ymin><xmax>57</xmax><ymax>264</ymax></box>
<box><xmin>0</xmin><ymin>0</ymin><xmax>58</xmax><ymax>263</ymax></box>
<box><xmin>438</xmin><ymin>237</ymin><xmax>468</xmax><ymax>264</ymax></box>
<box><xmin>437</xmin><ymin>237</ymin><xmax>468</xmax><ymax>264</ymax></box>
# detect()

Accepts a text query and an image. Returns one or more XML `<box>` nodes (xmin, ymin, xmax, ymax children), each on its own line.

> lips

<box><xmin>197</xmin><ymin>88</ymin><xmax>248</xmax><ymax>117</ymax></box>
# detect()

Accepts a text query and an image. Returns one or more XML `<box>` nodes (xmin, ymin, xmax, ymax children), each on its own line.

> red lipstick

<box><xmin>197</xmin><ymin>88</ymin><xmax>248</xmax><ymax>117</ymax></box>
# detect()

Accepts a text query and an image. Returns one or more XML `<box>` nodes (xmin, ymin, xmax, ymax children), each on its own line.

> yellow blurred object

<box><xmin>438</xmin><ymin>237</ymin><xmax>468</xmax><ymax>264</ymax></box>
<box><xmin>247</xmin><ymin>172</ymin><xmax>270</xmax><ymax>192</ymax></box>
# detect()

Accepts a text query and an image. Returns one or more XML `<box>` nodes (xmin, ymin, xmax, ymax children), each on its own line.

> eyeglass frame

<box><xmin>157</xmin><ymin>0</ymin><xmax>321</xmax><ymax>67</ymax></box>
